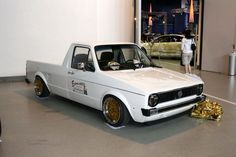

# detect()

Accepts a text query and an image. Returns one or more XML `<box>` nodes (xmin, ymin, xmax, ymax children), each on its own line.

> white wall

<box><xmin>202</xmin><ymin>0</ymin><xmax>236</xmax><ymax>73</ymax></box>
<box><xmin>0</xmin><ymin>0</ymin><xmax>134</xmax><ymax>77</ymax></box>
<box><xmin>97</xmin><ymin>0</ymin><xmax>134</xmax><ymax>42</ymax></box>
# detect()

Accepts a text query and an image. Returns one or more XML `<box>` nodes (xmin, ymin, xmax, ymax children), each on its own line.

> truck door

<box><xmin>67</xmin><ymin>46</ymin><xmax>98</xmax><ymax>109</ymax></box>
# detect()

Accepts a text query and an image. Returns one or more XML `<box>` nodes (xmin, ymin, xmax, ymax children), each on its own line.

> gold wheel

<box><xmin>103</xmin><ymin>97</ymin><xmax>121</xmax><ymax>125</ymax></box>
<box><xmin>34</xmin><ymin>77</ymin><xmax>44</xmax><ymax>96</ymax></box>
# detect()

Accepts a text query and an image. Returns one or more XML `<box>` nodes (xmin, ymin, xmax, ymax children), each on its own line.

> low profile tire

<box><xmin>102</xmin><ymin>96</ymin><xmax>130</xmax><ymax>127</ymax></box>
<box><xmin>34</xmin><ymin>76</ymin><xmax>50</xmax><ymax>98</ymax></box>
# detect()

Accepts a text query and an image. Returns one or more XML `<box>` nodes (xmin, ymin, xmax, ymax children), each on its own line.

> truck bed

<box><xmin>26</xmin><ymin>60</ymin><xmax>63</xmax><ymax>83</ymax></box>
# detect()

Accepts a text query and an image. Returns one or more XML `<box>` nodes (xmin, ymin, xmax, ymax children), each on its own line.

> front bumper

<box><xmin>141</xmin><ymin>95</ymin><xmax>206</xmax><ymax>117</ymax></box>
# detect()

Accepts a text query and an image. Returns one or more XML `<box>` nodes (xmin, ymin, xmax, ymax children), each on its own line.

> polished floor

<box><xmin>0</xmin><ymin>64</ymin><xmax>236</xmax><ymax>157</ymax></box>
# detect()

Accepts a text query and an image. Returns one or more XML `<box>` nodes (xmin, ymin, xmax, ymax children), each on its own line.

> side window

<box><xmin>157</xmin><ymin>37</ymin><xmax>163</xmax><ymax>42</ymax></box>
<box><xmin>176</xmin><ymin>36</ymin><xmax>183</xmax><ymax>42</ymax></box>
<box><xmin>71</xmin><ymin>46</ymin><xmax>93</xmax><ymax>70</ymax></box>
<box><xmin>166</xmin><ymin>36</ymin><xmax>171</xmax><ymax>42</ymax></box>
<box><xmin>170</xmin><ymin>36</ymin><xmax>176</xmax><ymax>42</ymax></box>
<box><xmin>158</xmin><ymin>36</ymin><xmax>168</xmax><ymax>42</ymax></box>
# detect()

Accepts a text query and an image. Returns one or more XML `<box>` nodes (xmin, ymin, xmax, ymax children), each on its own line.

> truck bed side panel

<box><xmin>26</xmin><ymin>60</ymin><xmax>69</xmax><ymax>98</ymax></box>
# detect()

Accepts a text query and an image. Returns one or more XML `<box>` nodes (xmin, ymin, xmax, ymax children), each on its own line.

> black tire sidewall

<box><xmin>103</xmin><ymin>96</ymin><xmax>130</xmax><ymax>127</ymax></box>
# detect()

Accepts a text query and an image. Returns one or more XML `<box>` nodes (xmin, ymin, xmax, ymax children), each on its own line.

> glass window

<box><xmin>71</xmin><ymin>46</ymin><xmax>94</xmax><ymax>70</ymax></box>
<box><xmin>169</xmin><ymin>35</ymin><xmax>183</xmax><ymax>42</ymax></box>
<box><xmin>95</xmin><ymin>44</ymin><xmax>152</xmax><ymax>71</ymax></box>
<box><xmin>157</xmin><ymin>36</ymin><xmax>169</xmax><ymax>42</ymax></box>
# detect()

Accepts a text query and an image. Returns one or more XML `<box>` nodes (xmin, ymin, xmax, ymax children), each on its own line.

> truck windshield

<box><xmin>95</xmin><ymin>44</ymin><xmax>152</xmax><ymax>71</ymax></box>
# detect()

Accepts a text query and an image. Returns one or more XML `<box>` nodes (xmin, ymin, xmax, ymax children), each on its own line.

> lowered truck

<box><xmin>26</xmin><ymin>42</ymin><xmax>205</xmax><ymax>127</ymax></box>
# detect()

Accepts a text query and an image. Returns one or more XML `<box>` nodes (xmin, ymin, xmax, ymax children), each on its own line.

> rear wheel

<box><xmin>102</xmin><ymin>96</ymin><xmax>130</xmax><ymax>127</ymax></box>
<box><xmin>34</xmin><ymin>76</ymin><xmax>50</xmax><ymax>97</ymax></box>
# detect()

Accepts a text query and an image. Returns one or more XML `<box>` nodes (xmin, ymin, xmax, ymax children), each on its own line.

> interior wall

<box><xmin>97</xmin><ymin>0</ymin><xmax>134</xmax><ymax>42</ymax></box>
<box><xmin>202</xmin><ymin>0</ymin><xmax>236</xmax><ymax>73</ymax></box>
<box><xmin>0</xmin><ymin>0</ymin><xmax>134</xmax><ymax>77</ymax></box>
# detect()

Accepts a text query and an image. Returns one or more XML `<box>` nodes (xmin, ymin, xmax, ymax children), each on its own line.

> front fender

<box><xmin>101</xmin><ymin>91</ymin><xmax>135</xmax><ymax>120</ymax></box>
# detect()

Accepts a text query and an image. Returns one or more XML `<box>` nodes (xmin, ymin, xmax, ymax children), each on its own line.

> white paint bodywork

<box><xmin>26</xmin><ymin>43</ymin><xmax>204</xmax><ymax>123</ymax></box>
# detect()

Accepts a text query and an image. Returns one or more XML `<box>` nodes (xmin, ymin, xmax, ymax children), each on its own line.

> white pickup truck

<box><xmin>26</xmin><ymin>42</ymin><xmax>205</xmax><ymax>127</ymax></box>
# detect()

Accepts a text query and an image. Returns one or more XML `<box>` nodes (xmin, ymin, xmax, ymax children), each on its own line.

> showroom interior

<box><xmin>0</xmin><ymin>0</ymin><xmax>236</xmax><ymax>157</ymax></box>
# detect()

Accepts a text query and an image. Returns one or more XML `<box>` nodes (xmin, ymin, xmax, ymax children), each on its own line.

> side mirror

<box><xmin>77</xmin><ymin>62</ymin><xmax>85</xmax><ymax>71</ymax></box>
<box><xmin>77</xmin><ymin>62</ymin><xmax>95</xmax><ymax>72</ymax></box>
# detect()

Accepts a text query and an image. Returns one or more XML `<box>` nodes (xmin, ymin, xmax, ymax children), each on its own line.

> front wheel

<box><xmin>102</xmin><ymin>96</ymin><xmax>130</xmax><ymax>127</ymax></box>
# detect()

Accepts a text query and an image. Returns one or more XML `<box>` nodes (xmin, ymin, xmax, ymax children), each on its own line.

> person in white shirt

<box><xmin>181</xmin><ymin>29</ymin><xmax>195</xmax><ymax>74</ymax></box>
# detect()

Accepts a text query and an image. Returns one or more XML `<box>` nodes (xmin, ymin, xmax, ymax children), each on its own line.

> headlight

<box><xmin>197</xmin><ymin>84</ymin><xmax>203</xmax><ymax>95</ymax></box>
<box><xmin>148</xmin><ymin>94</ymin><xmax>159</xmax><ymax>107</ymax></box>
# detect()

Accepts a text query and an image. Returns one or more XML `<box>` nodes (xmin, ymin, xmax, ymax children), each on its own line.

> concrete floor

<box><xmin>0</xmin><ymin>65</ymin><xmax>236</xmax><ymax>157</ymax></box>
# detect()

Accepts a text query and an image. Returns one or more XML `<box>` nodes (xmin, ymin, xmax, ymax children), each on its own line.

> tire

<box><xmin>102</xmin><ymin>96</ymin><xmax>130</xmax><ymax>127</ymax></box>
<box><xmin>25</xmin><ymin>78</ymin><xmax>30</xmax><ymax>84</ymax></box>
<box><xmin>34</xmin><ymin>76</ymin><xmax>50</xmax><ymax>98</ymax></box>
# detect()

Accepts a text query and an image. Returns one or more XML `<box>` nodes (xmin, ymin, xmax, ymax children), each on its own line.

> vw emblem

<box><xmin>177</xmin><ymin>90</ymin><xmax>183</xmax><ymax>98</ymax></box>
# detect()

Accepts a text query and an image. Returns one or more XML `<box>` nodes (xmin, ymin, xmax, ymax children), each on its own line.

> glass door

<box><xmin>136</xmin><ymin>0</ymin><xmax>203</xmax><ymax>71</ymax></box>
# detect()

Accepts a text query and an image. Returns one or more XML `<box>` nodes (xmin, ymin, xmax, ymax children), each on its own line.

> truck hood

<box><xmin>103</xmin><ymin>67</ymin><xmax>203</xmax><ymax>94</ymax></box>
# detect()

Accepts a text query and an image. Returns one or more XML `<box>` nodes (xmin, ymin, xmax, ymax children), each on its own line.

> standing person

<box><xmin>181</xmin><ymin>29</ymin><xmax>195</xmax><ymax>74</ymax></box>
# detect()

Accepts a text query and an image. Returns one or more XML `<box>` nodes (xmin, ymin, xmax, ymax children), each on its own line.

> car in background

<box><xmin>142</xmin><ymin>34</ymin><xmax>184</xmax><ymax>59</ymax></box>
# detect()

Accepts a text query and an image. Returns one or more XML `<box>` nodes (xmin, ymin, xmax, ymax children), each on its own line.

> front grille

<box><xmin>158</xmin><ymin>96</ymin><xmax>204</xmax><ymax>113</ymax></box>
<box><xmin>157</xmin><ymin>84</ymin><xmax>202</xmax><ymax>104</ymax></box>
<box><xmin>141</xmin><ymin>95</ymin><xmax>206</xmax><ymax>116</ymax></box>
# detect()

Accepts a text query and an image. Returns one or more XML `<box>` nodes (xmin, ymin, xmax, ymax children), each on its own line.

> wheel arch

<box><xmin>101</xmin><ymin>91</ymin><xmax>134</xmax><ymax>120</ymax></box>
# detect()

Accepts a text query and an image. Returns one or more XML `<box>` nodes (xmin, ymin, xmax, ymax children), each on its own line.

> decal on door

<box><xmin>72</xmin><ymin>80</ymin><xmax>87</xmax><ymax>95</ymax></box>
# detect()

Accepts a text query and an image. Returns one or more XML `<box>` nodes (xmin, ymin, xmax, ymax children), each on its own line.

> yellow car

<box><xmin>142</xmin><ymin>34</ymin><xmax>184</xmax><ymax>58</ymax></box>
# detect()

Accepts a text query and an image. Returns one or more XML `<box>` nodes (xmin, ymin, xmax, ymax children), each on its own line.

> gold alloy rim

<box><xmin>34</xmin><ymin>78</ymin><xmax>43</xmax><ymax>96</ymax></box>
<box><xmin>104</xmin><ymin>97</ymin><xmax>121</xmax><ymax>124</ymax></box>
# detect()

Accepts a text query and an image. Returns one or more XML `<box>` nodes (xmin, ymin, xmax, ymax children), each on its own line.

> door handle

<box><xmin>68</xmin><ymin>71</ymin><xmax>74</xmax><ymax>75</ymax></box>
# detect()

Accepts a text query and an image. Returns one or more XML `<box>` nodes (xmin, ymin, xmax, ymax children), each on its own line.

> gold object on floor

<box><xmin>191</xmin><ymin>99</ymin><xmax>223</xmax><ymax>121</ymax></box>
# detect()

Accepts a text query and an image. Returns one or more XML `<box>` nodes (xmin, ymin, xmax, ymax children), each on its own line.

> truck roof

<box><xmin>71</xmin><ymin>42</ymin><xmax>138</xmax><ymax>48</ymax></box>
